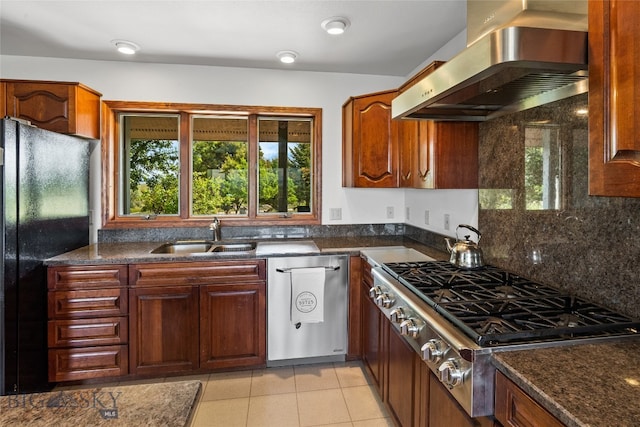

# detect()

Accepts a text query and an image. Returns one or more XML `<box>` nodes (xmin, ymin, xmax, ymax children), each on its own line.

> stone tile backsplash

<box><xmin>478</xmin><ymin>93</ymin><xmax>640</xmax><ymax>318</ymax></box>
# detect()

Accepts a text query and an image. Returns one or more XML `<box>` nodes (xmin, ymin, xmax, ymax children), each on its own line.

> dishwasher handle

<box><xmin>275</xmin><ymin>265</ymin><xmax>340</xmax><ymax>273</ymax></box>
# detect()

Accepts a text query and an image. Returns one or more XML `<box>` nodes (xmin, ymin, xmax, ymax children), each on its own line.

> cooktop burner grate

<box><xmin>382</xmin><ymin>261</ymin><xmax>640</xmax><ymax>346</ymax></box>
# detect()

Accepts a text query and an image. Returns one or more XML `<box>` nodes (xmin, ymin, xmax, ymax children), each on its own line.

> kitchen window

<box><xmin>102</xmin><ymin>101</ymin><xmax>321</xmax><ymax>228</ymax></box>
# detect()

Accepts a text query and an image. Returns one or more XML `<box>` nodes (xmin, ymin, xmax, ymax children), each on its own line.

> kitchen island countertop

<box><xmin>44</xmin><ymin>236</ymin><xmax>448</xmax><ymax>265</ymax></box>
<box><xmin>493</xmin><ymin>340</ymin><xmax>640</xmax><ymax>427</ymax></box>
<box><xmin>0</xmin><ymin>380</ymin><xmax>201</xmax><ymax>427</ymax></box>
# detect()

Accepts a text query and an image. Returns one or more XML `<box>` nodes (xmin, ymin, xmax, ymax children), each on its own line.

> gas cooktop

<box><xmin>382</xmin><ymin>261</ymin><xmax>640</xmax><ymax>346</ymax></box>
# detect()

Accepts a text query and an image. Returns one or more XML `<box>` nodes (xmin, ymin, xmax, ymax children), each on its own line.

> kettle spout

<box><xmin>444</xmin><ymin>237</ymin><xmax>454</xmax><ymax>253</ymax></box>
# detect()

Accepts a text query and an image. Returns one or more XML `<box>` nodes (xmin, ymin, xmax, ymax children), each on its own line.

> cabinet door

<box><xmin>347</xmin><ymin>256</ymin><xmax>363</xmax><ymax>359</ymax></box>
<box><xmin>429</xmin><ymin>373</ymin><xmax>494</xmax><ymax>427</ymax></box>
<box><xmin>430</xmin><ymin>122</ymin><xmax>479</xmax><ymax>189</ymax></box>
<box><xmin>200</xmin><ymin>282</ymin><xmax>266</xmax><ymax>370</ymax></box>
<box><xmin>361</xmin><ymin>282</ymin><xmax>386</xmax><ymax>396</ymax></box>
<box><xmin>0</xmin><ymin>81</ymin><xmax>6</xmax><ymax>117</ymax></box>
<box><xmin>399</xmin><ymin>121</ymin><xmax>419</xmax><ymax>188</ymax></box>
<box><xmin>343</xmin><ymin>90</ymin><xmax>399</xmax><ymax>187</ymax></box>
<box><xmin>386</xmin><ymin>325</ymin><xmax>420</xmax><ymax>427</ymax></box>
<box><xmin>494</xmin><ymin>371</ymin><xmax>564</xmax><ymax>427</ymax></box>
<box><xmin>414</xmin><ymin>121</ymin><xmax>434</xmax><ymax>188</ymax></box>
<box><xmin>4</xmin><ymin>81</ymin><xmax>101</xmax><ymax>139</ymax></box>
<box><xmin>399</xmin><ymin>120</ymin><xmax>479</xmax><ymax>189</ymax></box>
<box><xmin>588</xmin><ymin>0</ymin><xmax>640</xmax><ymax>196</ymax></box>
<box><xmin>129</xmin><ymin>286</ymin><xmax>199</xmax><ymax>375</ymax></box>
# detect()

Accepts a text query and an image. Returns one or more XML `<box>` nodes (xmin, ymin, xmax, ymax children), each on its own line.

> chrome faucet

<box><xmin>209</xmin><ymin>217</ymin><xmax>221</xmax><ymax>241</ymax></box>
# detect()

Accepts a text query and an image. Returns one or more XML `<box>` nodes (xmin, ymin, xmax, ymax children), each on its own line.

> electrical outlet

<box><xmin>386</xmin><ymin>206</ymin><xmax>394</xmax><ymax>219</ymax></box>
<box><xmin>329</xmin><ymin>208</ymin><xmax>342</xmax><ymax>220</ymax></box>
<box><xmin>444</xmin><ymin>213</ymin><xmax>450</xmax><ymax>230</ymax></box>
<box><xmin>424</xmin><ymin>210</ymin><xmax>430</xmax><ymax>225</ymax></box>
<box><xmin>406</xmin><ymin>207</ymin><xmax>410</xmax><ymax>220</ymax></box>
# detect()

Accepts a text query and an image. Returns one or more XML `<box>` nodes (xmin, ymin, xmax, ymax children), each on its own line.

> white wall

<box><xmin>1</xmin><ymin>39</ymin><xmax>478</xmax><ymax>240</ymax></box>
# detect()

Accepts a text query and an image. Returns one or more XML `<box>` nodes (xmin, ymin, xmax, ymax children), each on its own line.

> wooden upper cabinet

<box><xmin>343</xmin><ymin>90</ymin><xmax>399</xmax><ymax>187</ymax></box>
<box><xmin>397</xmin><ymin>61</ymin><xmax>479</xmax><ymax>189</ymax></box>
<box><xmin>588</xmin><ymin>0</ymin><xmax>640</xmax><ymax>197</ymax></box>
<box><xmin>2</xmin><ymin>79</ymin><xmax>101</xmax><ymax>139</ymax></box>
<box><xmin>0</xmin><ymin>81</ymin><xmax>6</xmax><ymax>118</ymax></box>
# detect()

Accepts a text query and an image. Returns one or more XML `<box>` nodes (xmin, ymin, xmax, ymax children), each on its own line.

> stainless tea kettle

<box><xmin>444</xmin><ymin>224</ymin><xmax>485</xmax><ymax>269</ymax></box>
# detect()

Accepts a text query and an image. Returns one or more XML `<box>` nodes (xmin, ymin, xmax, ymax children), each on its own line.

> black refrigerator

<box><xmin>0</xmin><ymin>118</ymin><xmax>91</xmax><ymax>394</ymax></box>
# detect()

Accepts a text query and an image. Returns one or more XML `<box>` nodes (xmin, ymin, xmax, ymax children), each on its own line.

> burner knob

<box><xmin>368</xmin><ymin>286</ymin><xmax>382</xmax><ymax>299</ymax></box>
<box><xmin>390</xmin><ymin>307</ymin><xmax>407</xmax><ymax>323</ymax></box>
<box><xmin>438</xmin><ymin>358</ymin><xmax>465</xmax><ymax>388</ymax></box>
<box><xmin>399</xmin><ymin>318</ymin><xmax>423</xmax><ymax>338</ymax></box>
<box><xmin>421</xmin><ymin>339</ymin><xmax>448</xmax><ymax>363</ymax></box>
<box><xmin>375</xmin><ymin>292</ymin><xmax>395</xmax><ymax>308</ymax></box>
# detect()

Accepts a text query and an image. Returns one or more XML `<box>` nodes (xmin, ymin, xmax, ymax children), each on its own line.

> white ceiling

<box><xmin>0</xmin><ymin>0</ymin><xmax>467</xmax><ymax>77</ymax></box>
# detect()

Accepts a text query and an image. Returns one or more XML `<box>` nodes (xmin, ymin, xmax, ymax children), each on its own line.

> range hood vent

<box><xmin>392</xmin><ymin>1</ymin><xmax>588</xmax><ymax>121</ymax></box>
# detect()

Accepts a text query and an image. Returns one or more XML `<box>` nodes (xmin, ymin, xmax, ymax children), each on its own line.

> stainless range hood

<box><xmin>392</xmin><ymin>0</ymin><xmax>588</xmax><ymax>121</ymax></box>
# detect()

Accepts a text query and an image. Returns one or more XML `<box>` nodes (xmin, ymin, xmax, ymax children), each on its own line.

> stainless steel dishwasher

<box><xmin>267</xmin><ymin>255</ymin><xmax>348</xmax><ymax>366</ymax></box>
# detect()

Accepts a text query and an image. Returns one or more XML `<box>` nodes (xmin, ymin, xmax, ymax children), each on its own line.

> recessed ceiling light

<box><xmin>277</xmin><ymin>51</ymin><xmax>298</xmax><ymax>64</ymax></box>
<box><xmin>112</xmin><ymin>40</ymin><xmax>140</xmax><ymax>55</ymax></box>
<box><xmin>321</xmin><ymin>17</ymin><xmax>350</xmax><ymax>35</ymax></box>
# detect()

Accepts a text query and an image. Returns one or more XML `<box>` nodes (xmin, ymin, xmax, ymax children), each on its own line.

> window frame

<box><xmin>102</xmin><ymin>101</ymin><xmax>322</xmax><ymax>228</ymax></box>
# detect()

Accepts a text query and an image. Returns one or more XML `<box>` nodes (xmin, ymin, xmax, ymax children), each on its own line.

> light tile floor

<box><xmin>189</xmin><ymin>361</ymin><xmax>393</xmax><ymax>427</ymax></box>
<box><xmin>58</xmin><ymin>361</ymin><xmax>393</xmax><ymax>427</ymax></box>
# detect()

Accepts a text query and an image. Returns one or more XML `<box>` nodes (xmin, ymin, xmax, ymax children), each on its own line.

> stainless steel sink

<box><xmin>210</xmin><ymin>243</ymin><xmax>256</xmax><ymax>252</ymax></box>
<box><xmin>151</xmin><ymin>240</ymin><xmax>256</xmax><ymax>255</ymax></box>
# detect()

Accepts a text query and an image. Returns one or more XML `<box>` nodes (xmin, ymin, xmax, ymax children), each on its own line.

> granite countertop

<box><xmin>44</xmin><ymin>236</ymin><xmax>448</xmax><ymax>266</ymax></box>
<box><xmin>493</xmin><ymin>340</ymin><xmax>640</xmax><ymax>427</ymax></box>
<box><xmin>0</xmin><ymin>380</ymin><xmax>201</xmax><ymax>427</ymax></box>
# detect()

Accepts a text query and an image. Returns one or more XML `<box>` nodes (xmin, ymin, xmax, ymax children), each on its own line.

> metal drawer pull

<box><xmin>276</xmin><ymin>265</ymin><xmax>340</xmax><ymax>273</ymax></box>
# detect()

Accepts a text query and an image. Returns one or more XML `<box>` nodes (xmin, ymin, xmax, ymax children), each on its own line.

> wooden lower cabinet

<box><xmin>200</xmin><ymin>281</ymin><xmax>266</xmax><ymax>370</ymax></box>
<box><xmin>494</xmin><ymin>371</ymin><xmax>564</xmax><ymax>427</ymax></box>
<box><xmin>129</xmin><ymin>285</ymin><xmax>200</xmax><ymax>376</ymax></box>
<box><xmin>128</xmin><ymin>260</ymin><xmax>266</xmax><ymax>377</ymax></box>
<box><xmin>429</xmin><ymin>373</ymin><xmax>494</xmax><ymax>427</ymax></box>
<box><xmin>347</xmin><ymin>255</ymin><xmax>363</xmax><ymax>359</ymax></box>
<box><xmin>48</xmin><ymin>345</ymin><xmax>128</xmax><ymax>382</ymax></box>
<box><xmin>361</xmin><ymin>262</ymin><xmax>387</xmax><ymax>396</ymax></box>
<box><xmin>47</xmin><ymin>264</ymin><xmax>128</xmax><ymax>382</ymax></box>
<box><xmin>386</xmin><ymin>325</ymin><xmax>422</xmax><ymax>427</ymax></box>
<box><xmin>48</xmin><ymin>260</ymin><xmax>267</xmax><ymax>383</ymax></box>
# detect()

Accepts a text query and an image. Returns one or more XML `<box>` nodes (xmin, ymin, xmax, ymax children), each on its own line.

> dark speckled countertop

<box><xmin>493</xmin><ymin>341</ymin><xmax>640</xmax><ymax>427</ymax></box>
<box><xmin>0</xmin><ymin>380</ymin><xmax>201</xmax><ymax>427</ymax></box>
<box><xmin>44</xmin><ymin>236</ymin><xmax>448</xmax><ymax>265</ymax></box>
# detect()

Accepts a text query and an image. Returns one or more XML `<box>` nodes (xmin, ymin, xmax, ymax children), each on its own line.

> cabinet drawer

<box><xmin>495</xmin><ymin>371</ymin><xmax>565</xmax><ymax>427</ymax></box>
<box><xmin>48</xmin><ymin>288</ymin><xmax>128</xmax><ymax>319</ymax></box>
<box><xmin>48</xmin><ymin>316</ymin><xmax>128</xmax><ymax>348</ymax></box>
<box><xmin>130</xmin><ymin>260</ymin><xmax>266</xmax><ymax>286</ymax></box>
<box><xmin>48</xmin><ymin>345</ymin><xmax>128</xmax><ymax>382</ymax></box>
<box><xmin>48</xmin><ymin>265</ymin><xmax>128</xmax><ymax>290</ymax></box>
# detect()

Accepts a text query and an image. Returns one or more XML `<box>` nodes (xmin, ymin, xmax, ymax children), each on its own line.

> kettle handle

<box><xmin>456</xmin><ymin>224</ymin><xmax>481</xmax><ymax>242</ymax></box>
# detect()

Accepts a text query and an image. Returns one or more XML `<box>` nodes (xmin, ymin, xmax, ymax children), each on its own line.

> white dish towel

<box><xmin>290</xmin><ymin>267</ymin><xmax>326</xmax><ymax>324</ymax></box>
